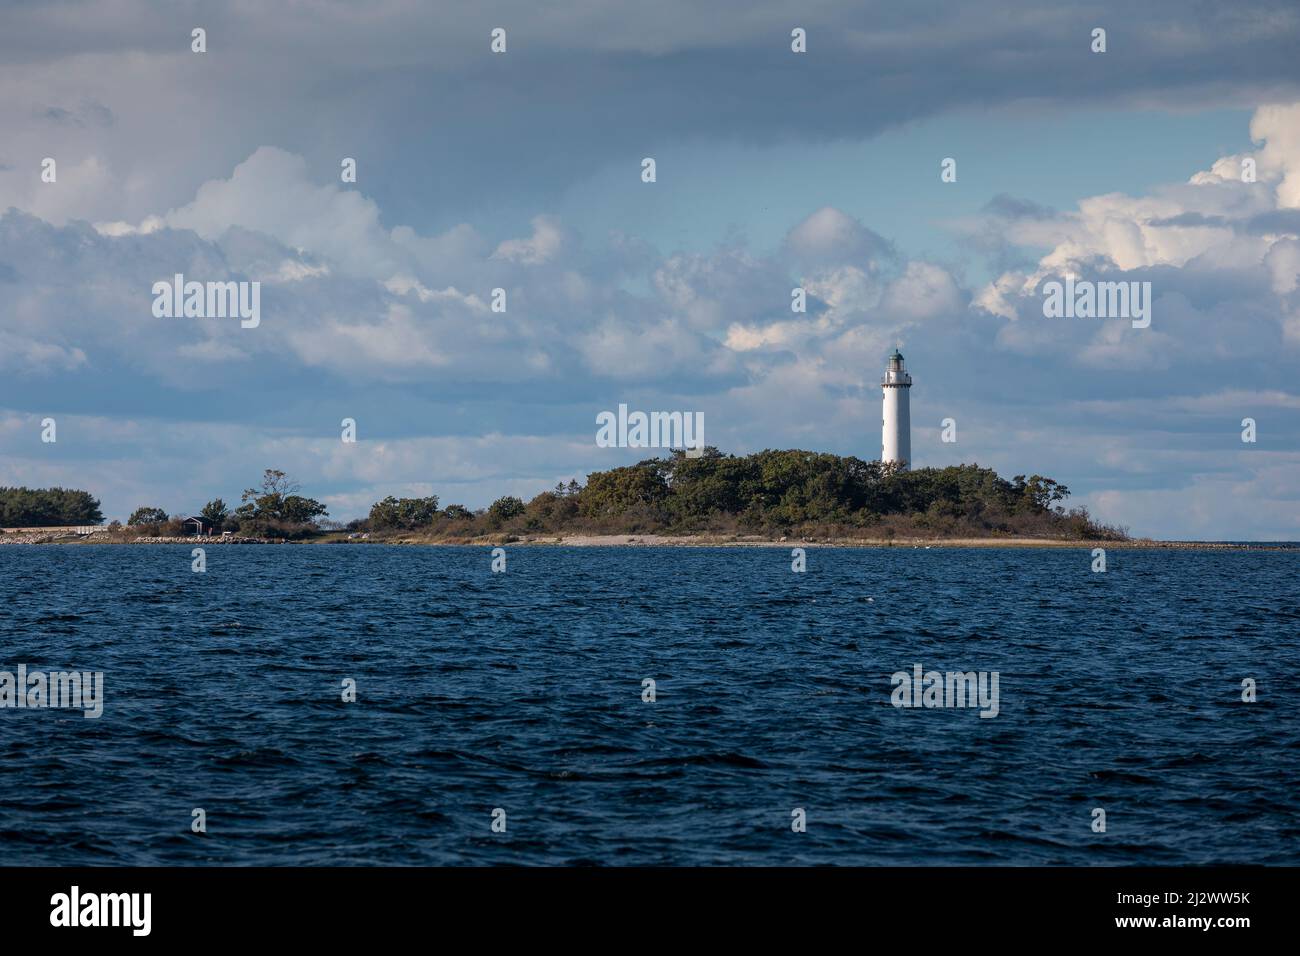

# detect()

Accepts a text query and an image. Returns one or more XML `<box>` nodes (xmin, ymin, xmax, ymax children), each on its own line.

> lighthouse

<box><xmin>881</xmin><ymin>350</ymin><xmax>912</xmax><ymax>469</ymax></box>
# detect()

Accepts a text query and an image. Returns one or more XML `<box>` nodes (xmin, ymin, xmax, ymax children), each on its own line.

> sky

<box><xmin>1</xmin><ymin>0</ymin><xmax>1299</xmax><ymax>540</ymax></box>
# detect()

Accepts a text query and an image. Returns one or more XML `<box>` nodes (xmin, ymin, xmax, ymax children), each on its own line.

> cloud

<box><xmin>492</xmin><ymin>216</ymin><xmax>567</xmax><ymax>265</ymax></box>
<box><xmin>881</xmin><ymin>261</ymin><xmax>963</xmax><ymax>322</ymax></box>
<box><xmin>160</xmin><ymin>147</ymin><xmax>399</xmax><ymax>279</ymax></box>
<box><xmin>973</xmin><ymin>103</ymin><xmax>1300</xmax><ymax>365</ymax></box>
<box><xmin>1086</xmin><ymin>457</ymin><xmax>1300</xmax><ymax>541</ymax></box>
<box><xmin>785</xmin><ymin>206</ymin><xmax>894</xmax><ymax>269</ymax></box>
<box><xmin>0</xmin><ymin>330</ymin><xmax>87</xmax><ymax>373</ymax></box>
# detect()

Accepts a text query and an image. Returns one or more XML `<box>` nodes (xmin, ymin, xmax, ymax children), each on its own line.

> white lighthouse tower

<box><xmin>881</xmin><ymin>349</ymin><xmax>912</xmax><ymax>469</ymax></box>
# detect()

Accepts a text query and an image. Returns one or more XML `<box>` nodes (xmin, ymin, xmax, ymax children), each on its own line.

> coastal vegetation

<box><xmin>2</xmin><ymin>453</ymin><xmax>1128</xmax><ymax>543</ymax></box>
<box><xmin>358</xmin><ymin>449</ymin><xmax>1127</xmax><ymax>542</ymax></box>
<box><xmin>112</xmin><ymin>470</ymin><xmax>331</xmax><ymax>539</ymax></box>
<box><xmin>232</xmin><ymin>469</ymin><xmax>329</xmax><ymax>536</ymax></box>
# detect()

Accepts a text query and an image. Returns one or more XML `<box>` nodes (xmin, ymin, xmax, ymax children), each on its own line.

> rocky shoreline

<box><xmin>0</xmin><ymin>531</ymin><xmax>275</xmax><ymax>545</ymax></box>
<box><xmin>2</xmin><ymin>529</ymin><xmax>1285</xmax><ymax>550</ymax></box>
<box><xmin>377</xmin><ymin>533</ymin><xmax>1286</xmax><ymax>550</ymax></box>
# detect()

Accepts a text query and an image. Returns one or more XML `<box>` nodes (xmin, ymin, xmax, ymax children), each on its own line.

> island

<box><xmin>2</xmin><ymin>450</ymin><xmax>1148</xmax><ymax>547</ymax></box>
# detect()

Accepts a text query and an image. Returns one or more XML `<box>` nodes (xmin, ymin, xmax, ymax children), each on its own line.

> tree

<box><xmin>200</xmin><ymin>499</ymin><xmax>230</xmax><ymax>531</ymax></box>
<box><xmin>553</xmin><ymin>479</ymin><xmax>583</xmax><ymax>498</ymax></box>
<box><xmin>128</xmin><ymin>507</ymin><xmax>169</xmax><ymax>525</ymax></box>
<box><xmin>281</xmin><ymin>495</ymin><xmax>329</xmax><ymax>524</ymax></box>
<box><xmin>370</xmin><ymin>497</ymin><xmax>399</xmax><ymax>528</ymax></box>
<box><xmin>487</xmin><ymin>496</ymin><xmax>525</xmax><ymax>524</ymax></box>
<box><xmin>235</xmin><ymin>469</ymin><xmax>328</xmax><ymax>534</ymax></box>
<box><xmin>0</xmin><ymin>487</ymin><xmax>103</xmax><ymax>526</ymax></box>
<box><xmin>578</xmin><ymin>461</ymin><xmax>669</xmax><ymax>518</ymax></box>
<box><xmin>1012</xmin><ymin>474</ymin><xmax>1070</xmax><ymax>511</ymax></box>
<box><xmin>442</xmin><ymin>504</ymin><xmax>473</xmax><ymax>521</ymax></box>
<box><xmin>368</xmin><ymin>495</ymin><xmax>441</xmax><ymax>530</ymax></box>
<box><xmin>251</xmin><ymin>469</ymin><xmax>299</xmax><ymax>498</ymax></box>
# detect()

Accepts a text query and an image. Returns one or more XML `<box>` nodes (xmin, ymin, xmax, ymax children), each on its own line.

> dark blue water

<box><xmin>1</xmin><ymin>544</ymin><xmax>1297</xmax><ymax>865</ymax></box>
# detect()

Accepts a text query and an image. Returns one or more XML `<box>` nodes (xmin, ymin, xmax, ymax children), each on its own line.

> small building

<box><xmin>182</xmin><ymin>516</ymin><xmax>215</xmax><ymax>536</ymax></box>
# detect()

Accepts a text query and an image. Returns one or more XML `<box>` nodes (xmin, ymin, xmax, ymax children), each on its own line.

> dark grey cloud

<box><xmin>983</xmin><ymin>194</ymin><xmax>1058</xmax><ymax>221</ymax></box>
<box><xmin>1146</xmin><ymin>212</ymin><xmax>1229</xmax><ymax>228</ymax></box>
<box><xmin>1142</xmin><ymin>209</ymin><xmax>1300</xmax><ymax>235</ymax></box>
<box><xmin>1243</xmin><ymin>208</ymin><xmax>1300</xmax><ymax>234</ymax></box>
<box><xmin>3</xmin><ymin>1</ymin><xmax>1299</xmax><ymax>226</ymax></box>
<box><xmin>34</xmin><ymin>100</ymin><xmax>114</xmax><ymax>128</ymax></box>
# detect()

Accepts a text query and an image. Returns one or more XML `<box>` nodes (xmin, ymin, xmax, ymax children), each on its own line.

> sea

<box><xmin>1</xmin><ymin>544</ymin><xmax>1296</xmax><ymax>866</ymax></box>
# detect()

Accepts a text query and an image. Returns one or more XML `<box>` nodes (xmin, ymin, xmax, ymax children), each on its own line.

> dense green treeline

<box><xmin>363</xmin><ymin>448</ymin><xmax>1128</xmax><ymax>540</ymax></box>
<box><xmin>0</xmin><ymin>487</ymin><xmax>103</xmax><ymax>526</ymax></box>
